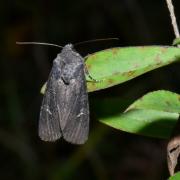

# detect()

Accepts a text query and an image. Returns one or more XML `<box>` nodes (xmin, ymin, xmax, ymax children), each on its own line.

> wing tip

<box><xmin>63</xmin><ymin>132</ymin><xmax>89</xmax><ymax>145</ymax></box>
<box><xmin>65</xmin><ymin>138</ymin><xmax>88</xmax><ymax>145</ymax></box>
<box><xmin>38</xmin><ymin>132</ymin><xmax>61</xmax><ymax>142</ymax></box>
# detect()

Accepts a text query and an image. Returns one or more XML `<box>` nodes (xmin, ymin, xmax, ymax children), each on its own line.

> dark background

<box><xmin>1</xmin><ymin>0</ymin><xmax>180</xmax><ymax>180</ymax></box>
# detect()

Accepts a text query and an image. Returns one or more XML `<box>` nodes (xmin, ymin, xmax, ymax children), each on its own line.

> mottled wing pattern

<box><xmin>56</xmin><ymin>66</ymin><xmax>89</xmax><ymax>144</ymax></box>
<box><xmin>39</xmin><ymin>58</ymin><xmax>62</xmax><ymax>141</ymax></box>
<box><xmin>39</xmin><ymin>44</ymin><xmax>89</xmax><ymax>144</ymax></box>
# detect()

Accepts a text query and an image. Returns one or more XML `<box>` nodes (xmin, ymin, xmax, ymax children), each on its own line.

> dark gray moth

<box><xmin>39</xmin><ymin>44</ymin><xmax>89</xmax><ymax>144</ymax></box>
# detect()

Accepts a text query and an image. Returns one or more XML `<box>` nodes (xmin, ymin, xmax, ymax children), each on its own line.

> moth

<box><xmin>39</xmin><ymin>44</ymin><xmax>89</xmax><ymax>144</ymax></box>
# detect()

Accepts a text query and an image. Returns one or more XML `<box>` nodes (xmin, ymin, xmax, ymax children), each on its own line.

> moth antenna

<box><xmin>16</xmin><ymin>42</ymin><xmax>63</xmax><ymax>48</ymax></box>
<box><xmin>74</xmin><ymin>38</ymin><xmax>119</xmax><ymax>46</ymax></box>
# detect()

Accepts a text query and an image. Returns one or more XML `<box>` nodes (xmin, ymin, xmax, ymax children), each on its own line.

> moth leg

<box><xmin>84</xmin><ymin>65</ymin><xmax>101</xmax><ymax>82</ymax></box>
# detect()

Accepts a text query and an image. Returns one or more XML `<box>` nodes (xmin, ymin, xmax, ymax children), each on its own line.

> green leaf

<box><xmin>86</xmin><ymin>46</ymin><xmax>180</xmax><ymax>92</ymax></box>
<box><xmin>169</xmin><ymin>172</ymin><xmax>180</xmax><ymax>180</ymax></box>
<box><xmin>40</xmin><ymin>82</ymin><xmax>46</xmax><ymax>94</ymax></box>
<box><xmin>172</xmin><ymin>38</ymin><xmax>180</xmax><ymax>46</ymax></box>
<box><xmin>127</xmin><ymin>90</ymin><xmax>180</xmax><ymax>113</ymax></box>
<box><xmin>41</xmin><ymin>46</ymin><xmax>180</xmax><ymax>94</ymax></box>
<box><xmin>98</xmin><ymin>90</ymin><xmax>180</xmax><ymax>139</ymax></box>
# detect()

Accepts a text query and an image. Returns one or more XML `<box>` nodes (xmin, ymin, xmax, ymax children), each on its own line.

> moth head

<box><xmin>60</xmin><ymin>44</ymin><xmax>83</xmax><ymax>64</ymax></box>
<box><xmin>63</xmin><ymin>44</ymin><xmax>74</xmax><ymax>51</ymax></box>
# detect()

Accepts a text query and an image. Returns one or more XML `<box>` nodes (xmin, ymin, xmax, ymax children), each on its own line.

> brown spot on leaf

<box><xmin>88</xmin><ymin>54</ymin><xmax>96</xmax><ymax>62</ymax></box>
<box><xmin>108</xmin><ymin>79</ymin><xmax>114</xmax><ymax>84</ymax></box>
<box><xmin>122</xmin><ymin>70</ymin><xmax>135</xmax><ymax>77</ymax></box>
<box><xmin>165</xmin><ymin>101</ymin><xmax>171</xmax><ymax>106</ymax></box>
<box><xmin>128</xmin><ymin>71</ymin><xmax>135</xmax><ymax>76</ymax></box>
<box><xmin>112</xmin><ymin>48</ymin><xmax>119</xmax><ymax>55</ymax></box>
<box><xmin>87</xmin><ymin>82</ymin><xmax>97</xmax><ymax>92</ymax></box>
<box><xmin>86</xmin><ymin>64</ymin><xmax>91</xmax><ymax>70</ymax></box>
<box><xmin>122</xmin><ymin>71</ymin><xmax>135</xmax><ymax>77</ymax></box>
<box><xmin>160</xmin><ymin>48</ymin><xmax>168</xmax><ymax>53</ymax></box>
<box><xmin>155</xmin><ymin>55</ymin><xmax>162</xmax><ymax>66</ymax></box>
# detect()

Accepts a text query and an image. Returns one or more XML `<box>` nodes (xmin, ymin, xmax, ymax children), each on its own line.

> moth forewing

<box><xmin>39</xmin><ymin>44</ymin><xmax>89</xmax><ymax>144</ymax></box>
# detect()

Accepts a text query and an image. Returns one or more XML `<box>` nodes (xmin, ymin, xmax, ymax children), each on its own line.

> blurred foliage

<box><xmin>169</xmin><ymin>172</ymin><xmax>180</xmax><ymax>180</ymax></box>
<box><xmin>1</xmin><ymin>0</ymin><xmax>180</xmax><ymax>179</ymax></box>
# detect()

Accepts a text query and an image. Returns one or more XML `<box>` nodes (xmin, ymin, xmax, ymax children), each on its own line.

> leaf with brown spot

<box><xmin>41</xmin><ymin>46</ymin><xmax>180</xmax><ymax>93</ymax></box>
<box><xmin>86</xmin><ymin>46</ymin><xmax>180</xmax><ymax>92</ymax></box>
